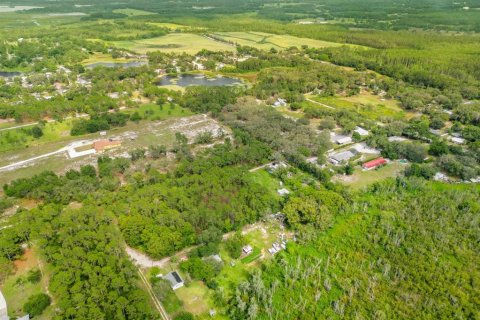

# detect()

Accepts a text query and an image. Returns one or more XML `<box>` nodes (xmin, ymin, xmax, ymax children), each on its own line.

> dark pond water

<box><xmin>0</xmin><ymin>71</ymin><xmax>21</xmax><ymax>78</ymax></box>
<box><xmin>158</xmin><ymin>74</ymin><xmax>242</xmax><ymax>87</ymax></box>
<box><xmin>85</xmin><ymin>61</ymin><xmax>148</xmax><ymax>69</ymax></box>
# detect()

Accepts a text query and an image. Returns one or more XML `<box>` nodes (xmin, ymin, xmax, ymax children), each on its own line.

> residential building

<box><xmin>164</xmin><ymin>271</ymin><xmax>184</xmax><ymax>290</ymax></box>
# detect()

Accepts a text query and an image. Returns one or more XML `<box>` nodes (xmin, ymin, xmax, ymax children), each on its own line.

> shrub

<box><xmin>23</xmin><ymin>293</ymin><xmax>51</xmax><ymax>317</ymax></box>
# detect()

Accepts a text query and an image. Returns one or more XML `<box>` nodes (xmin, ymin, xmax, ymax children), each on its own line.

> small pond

<box><xmin>85</xmin><ymin>61</ymin><xmax>148</xmax><ymax>69</ymax></box>
<box><xmin>158</xmin><ymin>74</ymin><xmax>242</xmax><ymax>87</ymax></box>
<box><xmin>0</xmin><ymin>71</ymin><xmax>21</xmax><ymax>78</ymax></box>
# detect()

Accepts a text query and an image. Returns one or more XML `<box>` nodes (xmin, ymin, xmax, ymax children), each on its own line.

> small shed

<box><xmin>164</xmin><ymin>271</ymin><xmax>184</xmax><ymax>290</ymax></box>
<box><xmin>243</xmin><ymin>245</ymin><xmax>253</xmax><ymax>255</ymax></box>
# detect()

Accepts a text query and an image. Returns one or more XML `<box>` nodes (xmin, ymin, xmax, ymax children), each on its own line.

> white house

<box><xmin>277</xmin><ymin>188</ymin><xmax>290</xmax><ymax>196</ymax></box>
<box><xmin>164</xmin><ymin>271</ymin><xmax>184</xmax><ymax>290</ymax></box>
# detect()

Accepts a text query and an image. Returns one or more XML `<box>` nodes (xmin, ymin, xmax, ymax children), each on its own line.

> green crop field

<box><xmin>211</xmin><ymin>31</ymin><xmax>344</xmax><ymax>50</ymax></box>
<box><xmin>111</xmin><ymin>33</ymin><xmax>235</xmax><ymax>54</ymax></box>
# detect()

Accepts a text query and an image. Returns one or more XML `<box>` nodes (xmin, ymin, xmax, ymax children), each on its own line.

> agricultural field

<box><xmin>211</xmin><ymin>31</ymin><xmax>344</xmax><ymax>50</ymax></box>
<box><xmin>111</xmin><ymin>33</ymin><xmax>236</xmax><ymax>54</ymax></box>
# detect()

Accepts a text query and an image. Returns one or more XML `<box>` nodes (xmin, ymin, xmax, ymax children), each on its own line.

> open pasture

<box><xmin>211</xmin><ymin>31</ymin><xmax>343</xmax><ymax>50</ymax></box>
<box><xmin>111</xmin><ymin>33</ymin><xmax>235</xmax><ymax>54</ymax></box>
<box><xmin>308</xmin><ymin>93</ymin><xmax>411</xmax><ymax>120</ymax></box>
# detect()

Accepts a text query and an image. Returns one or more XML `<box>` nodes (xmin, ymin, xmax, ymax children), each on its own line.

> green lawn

<box><xmin>175</xmin><ymin>281</ymin><xmax>211</xmax><ymax>315</ymax></box>
<box><xmin>333</xmin><ymin>161</ymin><xmax>407</xmax><ymax>190</ymax></box>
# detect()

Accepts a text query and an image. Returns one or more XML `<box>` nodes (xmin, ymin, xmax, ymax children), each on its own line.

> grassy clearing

<box><xmin>309</xmin><ymin>93</ymin><xmax>410</xmax><ymax>120</ymax></box>
<box><xmin>175</xmin><ymin>281</ymin><xmax>211</xmax><ymax>315</ymax></box>
<box><xmin>111</xmin><ymin>33</ymin><xmax>235</xmax><ymax>54</ymax></box>
<box><xmin>113</xmin><ymin>8</ymin><xmax>157</xmax><ymax>16</ymax></box>
<box><xmin>211</xmin><ymin>31</ymin><xmax>343</xmax><ymax>51</ymax></box>
<box><xmin>240</xmin><ymin>247</ymin><xmax>261</xmax><ymax>264</ymax></box>
<box><xmin>2</xmin><ymin>247</ymin><xmax>54</xmax><ymax>320</ymax></box>
<box><xmin>246</xmin><ymin>169</ymin><xmax>282</xmax><ymax>200</ymax></box>
<box><xmin>333</xmin><ymin>161</ymin><xmax>407</xmax><ymax>189</ymax></box>
<box><xmin>0</xmin><ymin>119</ymin><xmax>74</xmax><ymax>153</ymax></box>
<box><xmin>125</xmin><ymin>103</ymin><xmax>194</xmax><ymax>120</ymax></box>
<box><xmin>81</xmin><ymin>52</ymin><xmax>139</xmax><ymax>65</ymax></box>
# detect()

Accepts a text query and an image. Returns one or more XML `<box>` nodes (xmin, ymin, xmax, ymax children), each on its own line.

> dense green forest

<box><xmin>229</xmin><ymin>179</ymin><xmax>479</xmax><ymax>319</ymax></box>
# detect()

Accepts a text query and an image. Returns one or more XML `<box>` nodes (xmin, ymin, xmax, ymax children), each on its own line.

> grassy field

<box><xmin>333</xmin><ymin>161</ymin><xmax>407</xmax><ymax>189</ymax></box>
<box><xmin>211</xmin><ymin>31</ymin><xmax>344</xmax><ymax>50</ymax></box>
<box><xmin>175</xmin><ymin>281</ymin><xmax>211</xmax><ymax>315</ymax></box>
<box><xmin>111</xmin><ymin>33</ymin><xmax>235</xmax><ymax>54</ymax></box>
<box><xmin>125</xmin><ymin>103</ymin><xmax>194</xmax><ymax>120</ymax></box>
<box><xmin>0</xmin><ymin>119</ymin><xmax>75</xmax><ymax>153</ymax></box>
<box><xmin>81</xmin><ymin>52</ymin><xmax>143</xmax><ymax>65</ymax></box>
<box><xmin>308</xmin><ymin>93</ymin><xmax>411</xmax><ymax>120</ymax></box>
<box><xmin>2</xmin><ymin>247</ymin><xmax>54</xmax><ymax>320</ymax></box>
<box><xmin>113</xmin><ymin>8</ymin><xmax>157</xmax><ymax>16</ymax></box>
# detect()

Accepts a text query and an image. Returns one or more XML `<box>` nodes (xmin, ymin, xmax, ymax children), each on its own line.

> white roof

<box><xmin>354</xmin><ymin>126</ymin><xmax>369</xmax><ymax>136</ymax></box>
<box><xmin>451</xmin><ymin>137</ymin><xmax>465</xmax><ymax>144</ymax></box>
<box><xmin>388</xmin><ymin>136</ymin><xmax>407</xmax><ymax>142</ymax></box>
<box><xmin>0</xmin><ymin>289</ymin><xmax>6</xmax><ymax>310</ymax></box>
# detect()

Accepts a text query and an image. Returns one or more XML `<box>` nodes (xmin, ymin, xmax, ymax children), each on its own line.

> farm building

<box><xmin>362</xmin><ymin>158</ymin><xmax>387</xmax><ymax>170</ymax></box>
<box><xmin>93</xmin><ymin>139</ymin><xmax>121</xmax><ymax>152</ymax></box>
<box><xmin>164</xmin><ymin>271</ymin><xmax>184</xmax><ymax>290</ymax></box>
<box><xmin>0</xmin><ymin>290</ymin><xmax>7</xmax><ymax>320</ymax></box>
